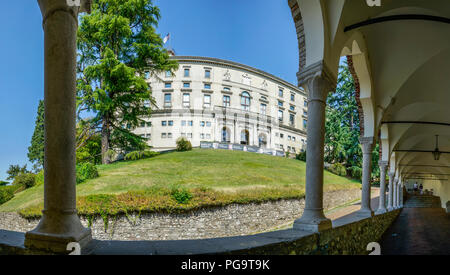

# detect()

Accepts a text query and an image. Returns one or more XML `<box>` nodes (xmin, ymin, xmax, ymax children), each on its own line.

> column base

<box><xmin>356</xmin><ymin>209</ymin><xmax>374</xmax><ymax>218</ymax></box>
<box><xmin>387</xmin><ymin>206</ymin><xmax>395</xmax><ymax>211</ymax></box>
<box><xmin>25</xmin><ymin>210</ymin><xmax>92</xmax><ymax>254</ymax></box>
<box><xmin>375</xmin><ymin>208</ymin><xmax>387</xmax><ymax>215</ymax></box>
<box><xmin>293</xmin><ymin>210</ymin><xmax>332</xmax><ymax>232</ymax></box>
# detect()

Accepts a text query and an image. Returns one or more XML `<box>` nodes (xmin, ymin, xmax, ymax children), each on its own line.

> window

<box><xmin>183</xmin><ymin>83</ymin><xmax>190</xmax><ymax>88</ymax></box>
<box><xmin>241</xmin><ymin>92</ymin><xmax>250</xmax><ymax>111</ymax></box>
<box><xmin>223</xmin><ymin>95</ymin><xmax>231</xmax><ymax>107</ymax></box>
<box><xmin>292</xmin><ymin>137</ymin><xmax>296</xmax><ymax>142</ymax></box>
<box><xmin>144</xmin><ymin>100</ymin><xmax>151</xmax><ymax>108</ymax></box>
<box><xmin>161</xmin><ymin>133</ymin><xmax>167</xmax><ymax>138</ymax></box>
<box><xmin>146</xmin><ymin>122</ymin><xmax>152</xmax><ymax>127</ymax></box>
<box><xmin>183</xmin><ymin>93</ymin><xmax>190</xmax><ymax>108</ymax></box>
<box><xmin>279</xmin><ymin>89</ymin><xmax>284</xmax><ymax>97</ymax></box>
<box><xmin>260</xmin><ymin>103</ymin><xmax>267</xmax><ymax>115</ymax></box>
<box><xmin>290</xmin><ymin>114</ymin><xmax>295</xmax><ymax>126</ymax></box>
<box><xmin>203</xmin><ymin>94</ymin><xmax>211</xmax><ymax>108</ymax></box>
<box><xmin>187</xmin><ymin>133</ymin><xmax>192</xmax><ymax>138</ymax></box>
<box><xmin>223</xmin><ymin>87</ymin><xmax>230</xmax><ymax>92</ymax></box>
<box><xmin>145</xmin><ymin>71</ymin><xmax>150</xmax><ymax>79</ymax></box>
<box><xmin>206</xmin><ymin>134</ymin><xmax>211</xmax><ymax>139</ymax></box>
<box><xmin>288</xmin><ymin>136</ymin><xmax>292</xmax><ymax>141</ymax></box>
<box><xmin>200</xmin><ymin>133</ymin><xmax>205</xmax><ymax>139</ymax></box>
<box><xmin>181</xmin><ymin>120</ymin><xmax>186</xmax><ymax>127</ymax></box>
<box><xmin>278</xmin><ymin>110</ymin><xmax>284</xmax><ymax>122</ymax></box>
<box><xmin>241</xmin><ymin>130</ymin><xmax>250</xmax><ymax>145</ymax></box>
<box><xmin>164</xmin><ymin>93</ymin><xmax>172</xmax><ymax>108</ymax></box>
<box><xmin>205</xmin><ymin>69</ymin><xmax>211</xmax><ymax>78</ymax></box>
<box><xmin>146</xmin><ymin>134</ymin><xmax>151</xmax><ymax>139</ymax></box>
<box><xmin>184</xmin><ymin>68</ymin><xmax>190</xmax><ymax>77</ymax></box>
<box><xmin>303</xmin><ymin>110</ymin><xmax>308</xmax><ymax>116</ymax></box>
<box><xmin>126</xmin><ymin>123</ymin><xmax>131</xmax><ymax>129</ymax></box>
<box><xmin>165</xmin><ymin>71</ymin><xmax>172</xmax><ymax>77</ymax></box>
<box><xmin>188</xmin><ymin>121</ymin><xmax>193</xmax><ymax>126</ymax></box>
<box><xmin>290</xmin><ymin>105</ymin><xmax>295</xmax><ymax>111</ymax></box>
<box><xmin>204</xmin><ymin>83</ymin><xmax>211</xmax><ymax>90</ymax></box>
<box><xmin>161</xmin><ymin>121</ymin><xmax>167</xmax><ymax>126</ymax></box>
<box><xmin>304</xmin><ymin>100</ymin><xmax>308</xmax><ymax>107</ymax></box>
<box><xmin>140</xmin><ymin>122</ymin><xmax>145</xmax><ymax>127</ymax></box>
<box><xmin>181</xmin><ymin>133</ymin><xmax>186</xmax><ymax>137</ymax></box>
<box><xmin>168</xmin><ymin>120</ymin><xmax>173</xmax><ymax>126</ymax></box>
<box><xmin>222</xmin><ymin>127</ymin><xmax>230</xmax><ymax>142</ymax></box>
<box><xmin>291</xmin><ymin>93</ymin><xmax>295</xmax><ymax>101</ymax></box>
<box><xmin>280</xmin><ymin>133</ymin><xmax>284</xmax><ymax>139</ymax></box>
<box><xmin>164</xmin><ymin>83</ymin><xmax>172</xmax><ymax>88</ymax></box>
<box><xmin>261</xmin><ymin>96</ymin><xmax>267</xmax><ymax>101</ymax></box>
<box><xmin>206</xmin><ymin>121</ymin><xmax>211</xmax><ymax>127</ymax></box>
<box><xmin>168</xmin><ymin>133</ymin><xmax>173</xmax><ymax>139</ymax></box>
<box><xmin>278</xmin><ymin>100</ymin><xmax>283</xmax><ymax>107</ymax></box>
<box><xmin>303</xmin><ymin>119</ymin><xmax>308</xmax><ymax>129</ymax></box>
<box><xmin>200</xmin><ymin>121</ymin><xmax>205</xmax><ymax>127</ymax></box>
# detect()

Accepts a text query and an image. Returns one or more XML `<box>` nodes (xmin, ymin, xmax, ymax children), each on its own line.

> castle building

<box><xmin>133</xmin><ymin>56</ymin><xmax>308</xmax><ymax>153</ymax></box>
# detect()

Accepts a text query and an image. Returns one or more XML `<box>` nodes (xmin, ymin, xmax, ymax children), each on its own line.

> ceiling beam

<box><xmin>381</xmin><ymin>121</ymin><xmax>450</xmax><ymax>127</ymax></box>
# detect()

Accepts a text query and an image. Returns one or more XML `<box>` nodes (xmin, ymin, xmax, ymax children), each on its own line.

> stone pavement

<box><xmin>380</xmin><ymin>207</ymin><xmax>450</xmax><ymax>255</ymax></box>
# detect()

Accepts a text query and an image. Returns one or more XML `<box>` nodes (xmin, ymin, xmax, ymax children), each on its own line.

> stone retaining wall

<box><xmin>0</xmin><ymin>188</ymin><xmax>361</xmax><ymax>241</ymax></box>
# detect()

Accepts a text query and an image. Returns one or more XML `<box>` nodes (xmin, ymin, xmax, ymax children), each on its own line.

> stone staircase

<box><xmin>404</xmin><ymin>195</ymin><xmax>442</xmax><ymax>208</ymax></box>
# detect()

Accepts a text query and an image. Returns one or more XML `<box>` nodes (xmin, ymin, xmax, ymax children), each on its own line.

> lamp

<box><xmin>432</xmin><ymin>135</ymin><xmax>441</xmax><ymax>161</ymax></box>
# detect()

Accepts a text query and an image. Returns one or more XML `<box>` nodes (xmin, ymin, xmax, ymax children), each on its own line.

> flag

<box><xmin>163</xmin><ymin>33</ymin><xmax>170</xmax><ymax>44</ymax></box>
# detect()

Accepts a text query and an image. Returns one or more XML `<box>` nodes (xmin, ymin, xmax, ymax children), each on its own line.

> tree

<box><xmin>28</xmin><ymin>100</ymin><xmax>45</xmax><ymax>172</ymax></box>
<box><xmin>325</xmin><ymin>61</ymin><xmax>379</xmax><ymax>181</ymax></box>
<box><xmin>0</xmin><ymin>181</ymin><xmax>9</xmax><ymax>186</ymax></box>
<box><xmin>76</xmin><ymin>0</ymin><xmax>178</xmax><ymax>164</ymax></box>
<box><xmin>76</xmin><ymin>120</ymin><xmax>102</xmax><ymax>165</ymax></box>
<box><xmin>6</xmin><ymin>164</ymin><xmax>29</xmax><ymax>181</ymax></box>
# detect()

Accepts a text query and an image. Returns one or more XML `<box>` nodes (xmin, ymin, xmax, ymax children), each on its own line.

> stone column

<box><xmin>376</xmin><ymin>161</ymin><xmax>388</xmax><ymax>214</ymax></box>
<box><xmin>25</xmin><ymin>0</ymin><xmax>92</xmax><ymax>253</ymax></box>
<box><xmin>293</xmin><ymin>61</ymin><xmax>335</xmax><ymax>232</ymax></box>
<box><xmin>387</xmin><ymin>172</ymin><xmax>395</xmax><ymax>211</ymax></box>
<box><xmin>393</xmin><ymin>178</ymin><xmax>399</xmax><ymax>209</ymax></box>
<box><xmin>357</xmin><ymin>137</ymin><xmax>375</xmax><ymax>217</ymax></box>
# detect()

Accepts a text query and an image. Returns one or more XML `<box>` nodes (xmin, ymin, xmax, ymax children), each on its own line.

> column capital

<box><xmin>38</xmin><ymin>0</ymin><xmax>91</xmax><ymax>25</ymax></box>
<box><xmin>378</xmin><ymin>161</ymin><xmax>389</xmax><ymax>169</ymax></box>
<box><xmin>359</xmin><ymin>136</ymin><xmax>375</xmax><ymax>154</ymax></box>
<box><xmin>388</xmin><ymin>171</ymin><xmax>396</xmax><ymax>177</ymax></box>
<box><xmin>297</xmin><ymin>60</ymin><xmax>336</xmax><ymax>103</ymax></box>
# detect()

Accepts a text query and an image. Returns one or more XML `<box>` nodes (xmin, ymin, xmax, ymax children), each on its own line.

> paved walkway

<box><xmin>380</xmin><ymin>207</ymin><xmax>450</xmax><ymax>255</ymax></box>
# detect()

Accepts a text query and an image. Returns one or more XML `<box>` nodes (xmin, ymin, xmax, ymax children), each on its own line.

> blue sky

<box><xmin>0</xmin><ymin>0</ymin><xmax>298</xmax><ymax>181</ymax></box>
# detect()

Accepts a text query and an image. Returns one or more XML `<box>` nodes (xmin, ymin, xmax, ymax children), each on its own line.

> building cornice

<box><xmin>169</xmin><ymin>56</ymin><xmax>306</xmax><ymax>96</ymax></box>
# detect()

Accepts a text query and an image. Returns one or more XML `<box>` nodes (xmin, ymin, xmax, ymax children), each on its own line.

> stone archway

<box><xmin>240</xmin><ymin>130</ymin><xmax>250</xmax><ymax>145</ymax></box>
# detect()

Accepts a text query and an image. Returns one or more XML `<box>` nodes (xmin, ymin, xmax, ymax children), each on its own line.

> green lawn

<box><xmin>0</xmin><ymin>149</ymin><xmax>360</xmax><ymax>216</ymax></box>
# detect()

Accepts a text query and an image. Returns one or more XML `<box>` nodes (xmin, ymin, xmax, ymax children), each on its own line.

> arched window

<box><xmin>241</xmin><ymin>92</ymin><xmax>250</xmax><ymax>111</ymax></box>
<box><xmin>222</xmin><ymin>127</ymin><xmax>230</xmax><ymax>143</ymax></box>
<box><xmin>240</xmin><ymin>130</ymin><xmax>250</xmax><ymax>145</ymax></box>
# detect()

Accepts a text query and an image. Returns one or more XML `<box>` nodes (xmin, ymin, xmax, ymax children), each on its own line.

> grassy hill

<box><xmin>0</xmin><ymin>149</ymin><xmax>360</xmax><ymax>217</ymax></box>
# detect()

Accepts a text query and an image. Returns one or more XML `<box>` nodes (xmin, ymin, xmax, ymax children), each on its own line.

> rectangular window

<box><xmin>303</xmin><ymin>119</ymin><xmax>308</xmax><ymax>129</ymax></box>
<box><xmin>204</xmin><ymin>83</ymin><xmax>211</xmax><ymax>90</ymax></box>
<box><xmin>280</xmin><ymin>133</ymin><xmax>284</xmax><ymax>139</ymax></box>
<box><xmin>292</xmin><ymin>137</ymin><xmax>296</xmax><ymax>142</ymax></box>
<box><xmin>278</xmin><ymin>110</ymin><xmax>283</xmax><ymax>122</ymax></box>
<box><xmin>168</xmin><ymin>120</ymin><xmax>174</xmax><ymax>126</ymax></box>
<box><xmin>288</xmin><ymin>136</ymin><xmax>292</xmax><ymax>141</ymax></box>
<box><xmin>290</xmin><ymin>105</ymin><xmax>295</xmax><ymax>111</ymax></box>
<box><xmin>183</xmin><ymin>83</ymin><xmax>190</xmax><ymax>88</ymax></box>
<box><xmin>200</xmin><ymin>133</ymin><xmax>205</xmax><ymax>139</ymax></box>
<box><xmin>303</xmin><ymin>110</ymin><xmax>308</xmax><ymax>116</ymax></box>
<box><xmin>184</xmin><ymin>68</ymin><xmax>190</xmax><ymax>77</ymax></box>
<box><xmin>181</xmin><ymin>133</ymin><xmax>186</xmax><ymax>137</ymax></box>
<box><xmin>164</xmin><ymin>93</ymin><xmax>172</xmax><ymax>108</ymax></box>
<box><xmin>205</xmin><ymin>70</ymin><xmax>211</xmax><ymax>78</ymax></box>
<box><xmin>291</xmin><ymin>93</ymin><xmax>295</xmax><ymax>101</ymax></box>
<box><xmin>260</xmin><ymin>103</ymin><xmax>267</xmax><ymax>115</ymax></box>
<box><xmin>165</xmin><ymin>71</ymin><xmax>172</xmax><ymax>77</ymax></box>
<box><xmin>200</xmin><ymin>121</ymin><xmax>205</xmax><ymax>127</ymax></box>
<box><xmin>278</xmin><ymin>100</ymin><xmax>283</xmax><ymax>107</ymax></box>
<box><xmin>187</xmin><ymin>133</ymin><xmax>193</xmax><ymax>138</ymax></box>
<box><xmin>161</xmin><ymin>133</ymin><xmax>167</xmax><ymax>138</ymax></box>
<box><xmin>290</xmin><ymin>114</ymin><xmax>295</xmax><ymax>126</ymax></box>
<box><xmin>223</xmin><ymin>95</ymin><xmax>231</xmax><ymax>107</ymax></box>
<box><xmin>164</xmin><ymin>83</ymin><xmax>172</xmax><ymax>88</ymax></box>
<box><xmin>223</xmin><ymin>87</ymin><xmax>230</xmax><ymax>92</ymax></box>
<box><xmin>146</xmin><ymin>134</ymin><xmax>151</xmax><ymax>139</ymax></box>
<box><xmin>206</xmin><ymin>121</ymin><xmax>211</xmax><ymax>127</ymax></box>
<box><xmin>140</xmin><ymin>122</ymin><xmax>145</xmax><ymax>127</ymax></box>
<box><xmin>206</xmin><ymin>134</ymin><xmax>211</xmax><ymax>139</ymax></box>
<box><xmin>204</xmin><ymin>94</ymin><xmax>211</xmax><ymax>108</ymax></box>
<box><xmin>279</xmin><ymin>89</ymin><xmax>283</xmax><ymax>97</ymax></box>
<box><xmin>188</xmin><ymin>121</ymin><xmax>193</xmax><ymax>126</ymax></box>
<box><xmin>146</xmin><ymin>122</ymin><xmax>152</xmax><ymax>127</ymax></box>
<box><xmin>183</xmin><ymin>93</ymin><xmax>190</xmax><ymax>108</ymax></box>
<box><xmin>181</xmin><ymin>120</ymin><xmax>187</xmax><ymax>127</ymax></box>
<box><xmin>304</xmin><ymin>100</ymin><xmax>308</xmax><ymax>107</ymax></box>
<box><xmin>162</xmin><ymin>121</ymin><xmax>167</xmax><ymax>126</ymax></box>
<box><xmin>168</xmin><ymin>133</ymin><xmax>173</xmax><ymax>139</ymax></box>
<box><xmin>145</xmin><ymin>71</ymin><xmax>150</xmax><ymax>79</ymax></box>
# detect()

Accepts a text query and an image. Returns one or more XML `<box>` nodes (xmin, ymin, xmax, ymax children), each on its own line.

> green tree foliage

<box><xmin>325</xmin><ymin>61</ymin><xmax>379</xmax><ymax>181</ymax></box>
<box><xmin>76</xmin><ymin>0</ymin><xmax>178</xmax><ymax>164</ymax></box>
<box><xmin>76</xmin><ymin>120</ymin><xmax>102</xmax><ymax>165</ymax></box>
<box><xmin>0</xmin><ymin>181</ymin><xmax>9</xmax><ymax>186</ymax></box>
<box><xmin>6</xmin><ymin>164</ymin><xmax>29</xmax><ymax>181</ymax></box>
<box><xmin>28</xmin><ymin>100</ymin><xmax>45</xmax><ymax>172</ymax></box>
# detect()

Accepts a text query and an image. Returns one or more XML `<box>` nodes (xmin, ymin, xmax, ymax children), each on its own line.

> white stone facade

<box><xmin>133</xmin><ymin>56</ymin><xmax>308</xmax><ymax>153</ymax></box>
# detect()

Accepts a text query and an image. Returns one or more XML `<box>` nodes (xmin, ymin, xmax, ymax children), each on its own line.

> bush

<box><xmin>296</xmin><ymin>151</ymin><xmax>306</xmax><ymax>161</ymax></box>
<box><xmin>328</xmin><ymin>163</ymin><xmax>347</xmax><ymax>177</ymax></box>
<box><xmin>171</xmin><ymin>188</ymin><xmax>193</xmax><ymax>204</ymax></box>
<box><xmin>76</xmin><ymin>163</ymin><xmax>99</xmax><ymax>185</ymax></box>
<box><xmin>13</xmin><ymin>173</ymin><xmax>36</xmax><ymax>189</ymax></box>
<box><xmin>349</xmin><ymin>166</ymin><xmax>362</xmax><ymax>180</ymax></box>
<box><xmin>35</xmin><ymin>170</ymin><xmax>44</xmax><ymax>186</ymax></box>
<box><xmin>176</xmin><ymin>137</ymin><xmax>192</xmax><ymax>152</ymax></box>
<box><xmin>0</xmin><ymin>185</ymin><xmax>22</xmax><ymax>205</ymax></box>
<box><xmin>124</xmin><ymin>150</ymin><xmax>160</xmax><ymax>161</ymax></box>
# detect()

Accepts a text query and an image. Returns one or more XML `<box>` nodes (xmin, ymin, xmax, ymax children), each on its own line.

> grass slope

<box><xmin>0</xmin><ymin>149</ymin><xmax>360</xmax><ymax>216</ymax></box>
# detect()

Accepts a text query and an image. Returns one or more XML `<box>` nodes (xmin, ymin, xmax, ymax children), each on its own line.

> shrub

<box><xmin>349</xmin><ymin>166</ymin><xmax>362</xmax><ymax>180</ymax></box>
<box><xmin>76</xmin><ymin>163</ymin><xmax>99</xmax><ymax>185</ymax></box>
<box><xmin>13</xmin><ymin>173</ymin><xmax>36</xmax><ymax>189</ymax></box>
<box><xmin>296</xmin><ymin>151</ymin><xmax>306</xmax><ymax>161</ymax></box>
<box><xmin>35</xmin><ymin>170</ymin><xmax>44</xmax><ymax>186</ymax></box>
<box><xmin>176</xmin><ymin>137</ymin><xmax>192</xmax><ymax>152</ymax></box>
<box><xmin>328</xmin><ymin>163</ymin><xmax>347</xmax><ymax>177</ymax></box>
<box><xmin>124</xmin><ymin>150</ymin><xmax>160</xmax><ymax>161</ymax></box>
<box><xmin>0</xmin><ymin>184</ymin><xmax>22</xmax><ymax>205</ymax></box>
<box><xmin>171</xmin><ymin>188</ymin><xmax>193</xmax><ymax>204</ymax></box>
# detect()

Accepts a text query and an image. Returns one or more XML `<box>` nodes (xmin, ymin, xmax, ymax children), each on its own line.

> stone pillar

<box><xmin>293</xmin><ymin>61</ymin><xmax>335</xmax><ymax>232</ymax></box>
<box><xmin>357</xmin><ymin>137</ymin><xmax>375</xmax><ymax>217</ymax></box>
<box><xmin>393</xmin><ymin>178</ymin><xmax>399</xmax><ymax>209</ymax></box>
<box><xmin>376</xmin><ymin>161</ymin><xmax>388</xmax><ymax>214</ymax></box>
<box><xmin>25</xmin><ymin>0</ymin><xmax>92</xmax><ymax>253</ymax></box>
<box><xmin>387</xmin><ymin>172</ymin><xmax>395</xmax><ymax>211</ymax></box>
<box><xmin>399</xmin><ymin>182</ymin><xmax>403</xmax><ymax>208</ymax></box>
